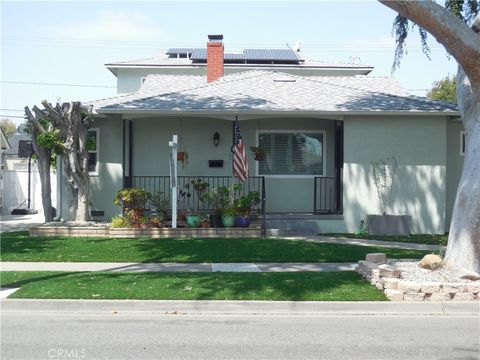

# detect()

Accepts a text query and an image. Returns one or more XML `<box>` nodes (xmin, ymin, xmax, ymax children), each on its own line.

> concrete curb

<box><xmin>2</xmin><ymin>299</ymin><xmax>478</xmax><ymax>316</ymax></box>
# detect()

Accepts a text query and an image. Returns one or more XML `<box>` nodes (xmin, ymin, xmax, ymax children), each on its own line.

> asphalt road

<box><xmin>1</xmin><ymin>301</ymin><xmax>479</xmax><ymax>360</ymax></box>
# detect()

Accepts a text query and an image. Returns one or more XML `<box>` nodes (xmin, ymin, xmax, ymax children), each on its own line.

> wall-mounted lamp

<box><xmin>213</xmin><ymin>132</ymin><xmax>220</xmax><ymax>147</ymax></box>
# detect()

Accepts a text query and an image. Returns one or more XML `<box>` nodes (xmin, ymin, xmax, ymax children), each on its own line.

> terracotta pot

<box><xmin>177</xmin><ymin>152</ymin><xmax>185</xmax><ymax>161</ymax></box>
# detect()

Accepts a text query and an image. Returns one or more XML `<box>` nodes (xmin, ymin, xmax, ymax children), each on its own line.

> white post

<box><xmin>169</xmin><ymin>135</ymin><xmax>178</xmax><ymax>228</ymax></box>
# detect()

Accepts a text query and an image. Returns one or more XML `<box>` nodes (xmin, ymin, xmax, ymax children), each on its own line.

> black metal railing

<box><xmin>125</xmin><ymin>175</ymin><xmax>266</xmax><ymax>216</ymax></box>
<box><xmin>313</xmin><ymin>176</ymin><xmax>342</xmax><ymax>214</ymax></box>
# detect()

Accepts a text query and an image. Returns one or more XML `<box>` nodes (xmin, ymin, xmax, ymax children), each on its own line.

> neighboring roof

<box><xmin>0</xmin><ymin>128</ymin><xmax>11</xmax><ymax>150</ymax></box>
<box><xmin>90</xmin><ymin>70</ymin><xmax>458</xmax><ymax>115</ymax></box>
<box><xmin>4</xmin><ymin>134</ymin><xmax>30</xmax><ymax>155</ymax></box>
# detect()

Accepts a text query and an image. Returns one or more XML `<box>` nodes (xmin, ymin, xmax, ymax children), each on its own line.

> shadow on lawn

<box><xmin>132</xmin><ymin>237</ymin><xmax>428</xmax><ymax>263</ymax></box>
<box><xmin>1</xmin><ymin>272</ymin><xmax>86</xmax><ymax>289</ymax></box>
<box><xmin>0</xmin><ymin>232</ymin><xmax>61</xmax><ymax>259</ymax></box>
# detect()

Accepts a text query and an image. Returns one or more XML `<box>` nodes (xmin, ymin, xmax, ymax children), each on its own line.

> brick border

<box><xmin>356</xmin><ymin>254</ymin><xmax>480</xmax><ymax>301</ymax></box>
<box><xmin>30</xmin><ymin>226</ymin><xmax>261</xmax><ymax>238</ymax></box>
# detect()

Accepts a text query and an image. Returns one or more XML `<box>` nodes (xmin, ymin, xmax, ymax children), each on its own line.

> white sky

<box><xmin>1</xmin><ymin>1</ymin><xmax>458</xmax><ymax>126</ymax></box>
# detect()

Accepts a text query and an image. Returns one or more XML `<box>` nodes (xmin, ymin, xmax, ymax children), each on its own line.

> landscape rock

<box><xmin>426</xmin><ymin>293</ymin><xmax>451</xmax><ymax>301</ymax></box>
<box><xmin>452</xmin><ymin>293</ymin><xmax>475</xmax><ymax>301</ymax></box>
<box><xmin>384</xmin><ymin>289</ymin><xmax>403</xmax><ymax>301</ymax></box>
<box><xmin>403</xmin><ymin>292</ymin><xmax>425</xmax><ymax>301</ymax></box>
<box><xmin>419</xmin><ymin>254</ymin><xmax>443</xmax><ymax>270</ymax></box>
<box><xmin>397</xmin><ymin>281</ymin><xmax>421</xmax><ymax>293</ymax></box>
<box><xmin>382</xmin><ymin>278</ymin><xmax>400</xmax><ymax>290</ymax></box>
<box><xmin>458</xmin><ymin>269</ymin><xmax>480</xmax><ymax>281</ymax></box>
<box><xmin>378</xmin><ymin>264</ymin><xmax>401</xmax><ymax>278</ymax></box>
<box><xmin>365</xmin><ymin>253</ymin><xmax>387</xmax><ymax>263</ymax></box>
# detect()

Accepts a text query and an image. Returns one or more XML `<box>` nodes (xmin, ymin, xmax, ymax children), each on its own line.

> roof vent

<box><xmin>274</xmin><ymin>79</ymin><xmax>296</xmax><ymax>83</ymax></box>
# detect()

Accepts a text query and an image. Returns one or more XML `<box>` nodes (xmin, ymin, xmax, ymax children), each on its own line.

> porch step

<box><xmin>264</xmin><ymin>213</ymin><xmax>343</xmax><ymax>236</ymax></box>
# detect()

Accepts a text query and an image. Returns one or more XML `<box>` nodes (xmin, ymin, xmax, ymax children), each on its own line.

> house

<box><xmin>70</xmin><ymin>35</ymin><xmax>462</xmax><ymax>235</ymax></box>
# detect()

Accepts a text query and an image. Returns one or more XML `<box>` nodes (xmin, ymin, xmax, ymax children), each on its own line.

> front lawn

<box><xmin>320</xmin><ymin>233</ymin><xmax>447</xmax><ymax>246</ymax></box>
<box><xmin>0</xmin><ymin>271</ymin><xmax>387</xmax><ymax>301</ymax></box>
<box><xmin>0</xmin><ymin>231</ymin><xmax>429</xmax><ymax>263</ymax></box>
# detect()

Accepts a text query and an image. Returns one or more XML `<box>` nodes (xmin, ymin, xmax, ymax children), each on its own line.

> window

<box><xmin>460</xmin><ymin>131</ymin><xmax>466</xmax><ymax>156</ymax></box>
<box><xmin>87</xmin><ymin>128</ymin><xmax>99</xmax><ymax>174</ymax></box>
<box><xmin>257</xmin><ymin>131</ymin><xmax>325</xmax><ymax>176</ymax></box>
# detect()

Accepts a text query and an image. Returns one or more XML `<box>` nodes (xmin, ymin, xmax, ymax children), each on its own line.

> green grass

<box><xmin>1</xmin><ymin>231</ymin><xmax>429</xmax><ymax>263</ymax></box>
<box><xmin>0</xmin><ymin>271</ymin><xmax>387</xmax><ymax>301</ymax></box>
<box><xmin>320</xmin><ymin>233</ymin><xmax>447</xmax><ymax>246</ymax></box>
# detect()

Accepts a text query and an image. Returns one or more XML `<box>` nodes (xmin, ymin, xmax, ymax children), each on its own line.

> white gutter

<box><xmin>96</xmin><ymin>109</ymin><xmax>460</xmax><ymax>117</ymax></box>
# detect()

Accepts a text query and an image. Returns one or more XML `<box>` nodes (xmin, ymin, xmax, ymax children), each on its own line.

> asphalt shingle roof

<box><xmin>4</xmin><ymin>134</ymin><xmax>31</xmax><ymax>155</ymax></box>
<box><xmin>91</xmin><ymin>70</ymin><xmax>458</xmax><ymax>114</ymax></box>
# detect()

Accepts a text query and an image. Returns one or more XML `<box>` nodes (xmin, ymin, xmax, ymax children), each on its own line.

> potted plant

<box><xmin>186</xmin><ymin>210</ymin><xmax>201</xmax><ymax>227</ymax></box>
<box><xmin>200</xmin><ymin>215</ymin><xmax>210</xmax><ymax>228</ymax></box>
<box><xmin>201</xmin><ymin>186</ymin><xmax>230</xmax><ymax>227</ymax></box>
<box><xmin>114</xmin><ymin>188</ymin><xmax>152</xmax><ymax>227</ymax></box>
<box><xmin>178</xmin><ymin>185</ymin><xmax>191</xmax><ymax>221</ymax></box>
<box><xmin>250</xmin><ymin>146</ymin><xmax>266</xmax><ymax>161</ymax></box>
<box><xmin>140</xmin><ymin>215</ymin><xmax>151</xmax><ymax>229</ymax></box>
<box><xmin>152</xmin><ymin>191</ymin><xmax>170</xmax><ymax>221</ymax></box>
<box><xmin>149</xmin><ymin>216</ymin><xmax>163</xmax><ymax>228</ymax></box>
<box><xmin>221</xmin><ymin>204</ymin><xmax>236</xmax><ymax>228</ymax></box>
<box><xmin>234</xmin><ymin>191</ymin><xmax>260</xmax><ymax>227</ymax></box>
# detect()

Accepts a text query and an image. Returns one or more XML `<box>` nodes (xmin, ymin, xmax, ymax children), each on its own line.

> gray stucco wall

<box><xmin>341</xmin><ymin>115</ymin><xmax>447</xmax><ymax>234</ymax></box>
<box><xmin>446</xmin><ymin>119</ymin><xmax>464</xmax><ymax>231</ymax></box>
<box><xmin>85</xmin><ymin>113</ymin><xmax>453</xmax><ymax>235</ymax></box>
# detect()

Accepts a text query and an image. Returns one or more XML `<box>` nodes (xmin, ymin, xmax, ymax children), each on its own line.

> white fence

<box><xmin>1</xmin><ymin>170</ymin><xmax>57</xmax><ymax>215</ymax></box>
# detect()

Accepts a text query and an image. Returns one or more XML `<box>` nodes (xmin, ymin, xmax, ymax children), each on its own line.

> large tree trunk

<box><xmin>444</xmin><ymin>67</ymin><xmax>480</xmax><ymax>272</ymax></box>
<box><xmin>378</xmin><ymin>2</ymin><xmax>480</xmax><ymax>273</ymax></box>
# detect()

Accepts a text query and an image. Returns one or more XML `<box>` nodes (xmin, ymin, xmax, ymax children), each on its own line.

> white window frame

<box><xmin>88</xmin><ymin>128</ymin><xmax>100</xmax><ymax>176</ymax></box>
<box><xmin>460</xmin><ymin>130</ymin><xmax>466</xmax><ymax>156</ymax></box>
<box><xmin>255</xmin><ymin>129</ymin><xmax>327</xmax><ymax>178</ymax></box>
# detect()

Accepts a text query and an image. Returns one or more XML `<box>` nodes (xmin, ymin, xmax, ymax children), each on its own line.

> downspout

<box><xmin>53</xmin><ymin>154</ymin><xmax>62</xmax><ymax>221</ymax></box>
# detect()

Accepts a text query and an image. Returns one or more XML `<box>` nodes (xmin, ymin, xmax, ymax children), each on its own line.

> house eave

<box><xmin>95</xmin><ymin>108</ymin><xmax>460</xmax><ymax>118</ymax></box>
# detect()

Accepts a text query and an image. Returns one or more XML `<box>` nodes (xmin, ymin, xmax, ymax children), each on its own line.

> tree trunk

<box><xmin>76</xmin><ymin>179</ymin><xmax>90</xmax><ymax>222</ymax></box>
<box><xmin>444</xmin><ymin>67</ymin><xmax>480</xmax><ymax>273</ymax></box>
<box><xmin>32</xmin><ymin>137</ymin><xmax>53</xmax><ymax>223</ymax></box>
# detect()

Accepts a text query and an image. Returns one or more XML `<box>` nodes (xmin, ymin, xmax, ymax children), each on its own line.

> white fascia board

<box><xmin>96</xmin><ymin>108</ymin><xmax>460</xmax><ymax>118</ymax></box>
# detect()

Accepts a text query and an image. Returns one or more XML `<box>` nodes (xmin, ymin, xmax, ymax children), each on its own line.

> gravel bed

<box><xmin>391</xmin><ymin>260</ymin><xmax>480</xmax><ymax>283</ymax></box>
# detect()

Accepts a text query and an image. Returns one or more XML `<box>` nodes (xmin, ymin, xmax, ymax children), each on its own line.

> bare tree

<box><xmin>379</xmin><ymin>1</ymin><xmax>480</xmax><ymax>273</ymax></box>
<box><xmin>25</xmin><ymin>101</ymin><xmax>92</xmax><ymax>222</ymax></box>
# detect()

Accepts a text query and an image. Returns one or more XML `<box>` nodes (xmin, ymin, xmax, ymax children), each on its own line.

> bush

<box><xmin>114</xmin><ymin>188</ymin><xmax>152</xmax><ymax>209</ymax></box>
<box><xmin>111</xmin><ymin>216</ymin><xmax>127</xmax><ymax>228</ymax></box>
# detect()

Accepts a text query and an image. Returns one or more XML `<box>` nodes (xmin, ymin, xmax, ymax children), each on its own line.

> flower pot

<box><xmin>221</xmin><ymin>215</ymin><xmax>235</xmax><ymax>228</ymax></box>
<box><xmin>209</xmin><ymin>214</ymin><xmax>223</xmax><ymax>228</ymax></box>
<box><xmin>186</xmin><ymin>214</ymin><xmax>201</xmax><ymax>227</ymax></box>
<box><xmin>177</xmin><ymin>152</ymin><xmax>185</xmax><ymax>161</ymax></box>
<box><xmin>235</xmin><ymin>216</ymin><xmax>251</xmax><ymax>228</ymax></box>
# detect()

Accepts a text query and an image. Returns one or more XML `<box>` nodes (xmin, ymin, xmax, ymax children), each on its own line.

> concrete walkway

<box><xmin>0</xmin><ymin>213</ymin><xmax>44</xmax><ymax>233</ymax></box>
<box><xmin>272</xmin><ymin>235</ymin><xmax>443</xmax><ymax>252</ymax></box>
<box><xmin>0</xmin><ymin>261</ymin><xmax>357</xmax><ymax>273</ymax></box>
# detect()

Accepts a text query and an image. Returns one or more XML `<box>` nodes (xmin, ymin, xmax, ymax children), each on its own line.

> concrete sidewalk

<box><xmin>2</xmin><ymin>299</ymin><xmax>479</xmax><ymax>316</ymax></box>
<box><xmin>0</xmin><ymin>261</ymin><xmax>357</xmax><ymax>273</ymax></box>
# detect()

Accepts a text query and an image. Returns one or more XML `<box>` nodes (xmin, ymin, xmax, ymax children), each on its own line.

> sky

<box><xmin>1</xmin><ymin>0</ymin><xmax>458</xmax><ymax>126</ymax></box>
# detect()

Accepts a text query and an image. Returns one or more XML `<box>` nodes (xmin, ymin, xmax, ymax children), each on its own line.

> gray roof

<box><xmin>4</xmin><ymin>134</ymin><xmax>31</xmax><ymax>155</ymax></box>
<box><xmin>91</xmin><ymin>70</ymin><xmax>458</xmax><ymax>114</ymax></box>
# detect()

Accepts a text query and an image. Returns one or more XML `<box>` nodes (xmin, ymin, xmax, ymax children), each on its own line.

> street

<box><xmin>1</xmin><ymin>301</ymin><xmax>479</xmax><ymax>360</ymax></box>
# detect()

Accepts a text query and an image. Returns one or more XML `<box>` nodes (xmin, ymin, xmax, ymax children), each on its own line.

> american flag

<box><xmin>232</xmin><ymin>117</ymin><xmax>248</xmax><ymax>181</ymax></box>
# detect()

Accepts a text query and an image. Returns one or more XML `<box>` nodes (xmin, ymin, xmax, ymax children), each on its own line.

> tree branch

<box><xmin>24</xmin><ymin>106</ymin><xmax>47</xmax><ymax>134</ymax></box>
<box><xmin>379</xmin><ymin>0</ymin><xmax>480</xmax><ymax>90</ymax></box>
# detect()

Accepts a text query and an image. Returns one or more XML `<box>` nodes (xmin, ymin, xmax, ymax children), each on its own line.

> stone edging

<box><xmin>30</xmin><ymin>226</ymin><xmax>261</xmax><ymax>238</ymax></box>
<box><xmin>356</xmin><ymin>253</ymin><xmax>480</xmax><ymax>301</ymax></box>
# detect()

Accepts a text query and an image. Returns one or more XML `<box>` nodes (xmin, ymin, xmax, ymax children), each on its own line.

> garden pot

<box><xmin>177</xmin><ymin>152</ymin><xmax>185</xmax><ymax>161</ymax></box>
<box><xmin>235</xmin><ymin>216</ymin><xmax>251</xmax><ymax>228</ymax></box>
<box><xmin>186</xmin><ymin>214</ymin><xmax>201</xmax><ymax>227</ymax></box>
<box><xmin>221</xmin><ymin>215</ymin><xmax>235</xmax><ymax>228</ymax></box>
<box><xmin>209</xmin><ymin>214</ymin><xmax>223</xmax><ymax>228</ymax></box>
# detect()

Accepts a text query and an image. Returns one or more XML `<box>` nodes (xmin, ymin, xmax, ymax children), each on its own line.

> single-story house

<box><xmin>59</xmin><ymin>35</ymin><xmax>463</xmax><ymax>235</ymax></box>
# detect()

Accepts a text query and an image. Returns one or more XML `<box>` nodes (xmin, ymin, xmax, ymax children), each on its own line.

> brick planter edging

<box><xmin>356</xmin><ymin>254</ymin><xmax>480</xmax><ymax>301</ymax></box>
<box><xmin>29</xmin><ymin>226</ymin><xmax>261</xmax><ymax>238</ymax></box>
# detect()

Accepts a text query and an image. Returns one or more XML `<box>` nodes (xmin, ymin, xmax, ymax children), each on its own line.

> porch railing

<box><xmin>313</xmin><ymin>176</ymin><xmax>342</xmax><ymax>214</ymax></box>
<box><xmin>125</xmin><ymin>175</ymin><xmax>266</xmax><ymax>218</ymax></box>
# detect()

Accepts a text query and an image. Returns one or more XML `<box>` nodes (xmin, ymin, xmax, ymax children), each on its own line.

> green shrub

<box><xmin>111</xmin><ymin>216</ymin><xmax>127</xmax><ymax>228</ymax></box>
<box><xmin>114</xmin><ymin>188</ymin><xmax>152</xmax><ymax>209</ymax></box>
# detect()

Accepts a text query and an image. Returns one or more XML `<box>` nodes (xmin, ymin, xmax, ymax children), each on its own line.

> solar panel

<box><xmin>190</xmin><ymin>48</ymin><xmax>207</xmax><ymax>60</ymax></box>
<box><xmin>224</xmin><ymin>53</ymin><xmax>245</xmax><ymax>60</ymax></box>
<box><xmin>166</xmin><ymin>48</ymin><xmax>200</xmax><ymax>56</ymax></box>
<box><xmin>244</xmin><ymin>49</ymin><xmax>299</xmax><ymax>62</ymax></box>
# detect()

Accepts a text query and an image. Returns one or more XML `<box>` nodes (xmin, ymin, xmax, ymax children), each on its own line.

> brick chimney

<box><xmin>207</xmin><ymin>34</ymin><xmax>224</xmax><ymax>83</ymax></box>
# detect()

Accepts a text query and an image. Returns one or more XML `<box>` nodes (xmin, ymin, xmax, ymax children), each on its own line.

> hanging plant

<box><xmin>250</xmin><ymin>146</ymin><xmax>266</xmax><ymax>161</ymax></box>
